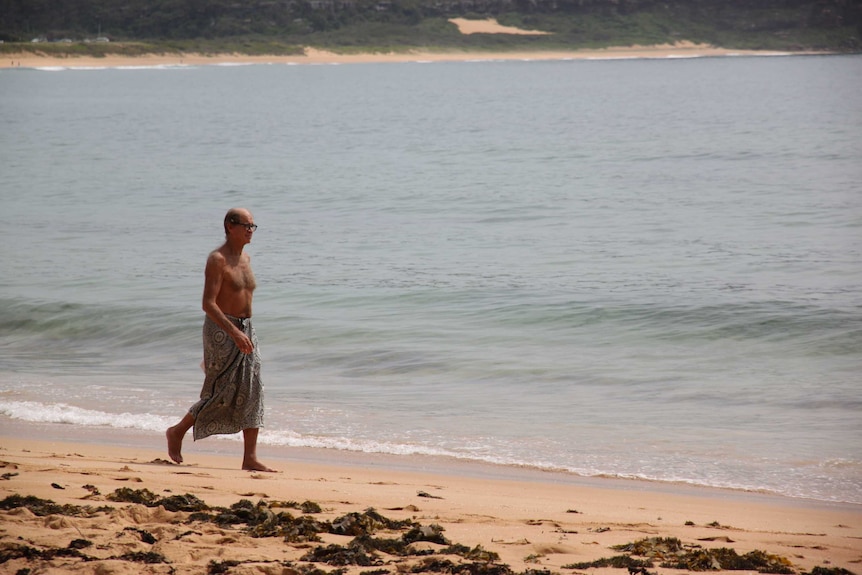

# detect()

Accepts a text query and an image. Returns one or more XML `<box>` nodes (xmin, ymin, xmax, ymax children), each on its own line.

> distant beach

<box><xmin>0</xmin><ymin>18</ymin><xmax>810</xmax><ymax>69</ymax></box>
<box><xmin>0</xmin><ymin>43</ymin><xmax>802</xmax><ymax>69</ymax></box>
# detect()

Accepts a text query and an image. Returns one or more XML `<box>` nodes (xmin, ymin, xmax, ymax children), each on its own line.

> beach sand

<box><xmin>449</xmin><ymin>17</ymin><xmax>552</xmax><ymax>36</ymax></box>
<box><xmin>0</xmin><ymin>18</ymin><xmax>807</xmax><ymax>69</ymax></box>
<box><xmin>0</xmin><ymin>43</ymin><xmax>799</xmax><ymax>69</ymax></box>
<box><xmin>1</xmin><ymin>436</ymin><xmax>859</xmax><ymax>574</ymax></box>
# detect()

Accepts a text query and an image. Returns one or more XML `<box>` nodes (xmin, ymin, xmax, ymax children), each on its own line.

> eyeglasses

<box><xmin>232</xmin><ymin>221</ymin><xmax>258</xmax><ymax>232</ymax></box>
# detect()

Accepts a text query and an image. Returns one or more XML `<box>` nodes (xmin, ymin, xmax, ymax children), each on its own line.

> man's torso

<box><xmin>216</xmin><ymin>250</ymin><xmax>256</xmax><ymax>318</ymax></box>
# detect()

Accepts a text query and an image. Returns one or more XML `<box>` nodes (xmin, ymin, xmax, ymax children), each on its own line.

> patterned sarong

<box><xmin>190</xmin><ymin>315</ymin><xmax>264</xmax><ymax>441</ymax></box>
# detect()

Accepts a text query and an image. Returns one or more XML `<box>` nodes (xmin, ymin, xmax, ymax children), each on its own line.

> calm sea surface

<box><xmin>1</xmin><ymin>54</ymin><xmax>861</xmax><ymax>504</ymax></box>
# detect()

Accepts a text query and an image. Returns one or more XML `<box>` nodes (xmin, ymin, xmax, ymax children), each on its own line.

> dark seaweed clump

<box><xmin>107</xmin><ymin>487</ymin><xmax>209</xmax><ymax>512</ymax></box>
<box><xmin>208</xmin><ymin>559</ymin><xmax>242</xmax><ymax>574</ymax></box>
<box><xmin>0</xmin><ymin>542</ymin><xmax>90</xmax><ymax>564</ymax></box>
<box><xmin>0</xmin><ymin>494</ymin><xmax>111</xmax><ymax>517</ymax></box>
<box><xmin>0</xmin><ymin>541</ymin><xmax>167</xmax><ymax>565</ymax></box>
<box><xmin>662</xmin><ymin>548</ymin><xmax>793</xmax><ymax>573</ymax></box>
<box><xmin>616</xmin><ymin>537</ymin><xmax>793</xmax><ymax>573</ymax></box>
<box><xmin>565</xmin><ymin>537</ymin><xmax>797</xmax><ymax>573</ymax></box>
<box><xmin>115</xmin><ymin>550</ymin><xmax>169</xmax><ymax>564</ymax></box>
<box><xmin>563</xmin><ymin>556</ymin><xmax>653</xmax><ymax>570</ymax></box>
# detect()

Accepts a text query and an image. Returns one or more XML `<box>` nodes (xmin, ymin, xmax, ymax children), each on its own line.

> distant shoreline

<box><xmin>0</xmin><ymin>41</ymin><xmax>826</xmax><ymax>69</ymax></box>
<box><xmin>2</xmin><ymin>18</ymin><xmax>838</xmax><ymax>69</ymax></box>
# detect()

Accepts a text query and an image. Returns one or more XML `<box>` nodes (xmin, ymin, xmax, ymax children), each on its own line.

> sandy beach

<box><xmin>1</xmin><ymin>435</ymin><xmax>859</xmax><ymax>574</ymax></box>
<box><xmin>0</xmin><ymin>18</ymin><xmax>808</xmax><ymax>69</ymax></box>
<box><xmin>0</xmin><ymin>43</ymin><xmax>799</xmax><ymax>69</ymax></box>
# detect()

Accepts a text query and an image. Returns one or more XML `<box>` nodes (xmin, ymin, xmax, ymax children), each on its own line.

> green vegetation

<box><xmin>0</xmin><ymin>0</ymin><xmax>859</xmax><ymax>55</ymax></box>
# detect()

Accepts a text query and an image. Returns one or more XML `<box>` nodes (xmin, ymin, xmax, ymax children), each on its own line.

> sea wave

<box><xmin>0</xmin><ymin>297</ymin><xmax>200</xmax><ymax>351</ymax></box>
<box><xmin>5</xmin><ymin>292</ymin><xmax>858</xmax><ymax>347</ymax></box>
<box><xmin>32</xmin><ymin>64</ymin><xmax>194</xmax><ymax>72</ymax></box>
<box><xmin>0</xmin><ymin>400</ymin><xmax>172</xmax><ymax>432</ymax></box>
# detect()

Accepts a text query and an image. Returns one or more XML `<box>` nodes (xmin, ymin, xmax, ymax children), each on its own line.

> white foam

<box><xmin>33</xmin><ymin>64</ymin><xmax>194</xmax><ymax>72</ymax></box>
<box><xmin>0</xmin><ymin>400</ymin><xmax>171</xmax><ymax>432</ymax></box>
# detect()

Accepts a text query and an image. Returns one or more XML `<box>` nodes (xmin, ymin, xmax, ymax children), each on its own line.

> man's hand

<box><xmin>234</xmin><ymin>331</ymin><xmax>254</xmax><ymax>354</ymax></box>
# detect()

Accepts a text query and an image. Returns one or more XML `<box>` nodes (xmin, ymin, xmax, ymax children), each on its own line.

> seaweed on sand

<box><xmin>566</xmin><ymin>537</ymin><xmax>795</xmax><ymax>573</ymax></box>
<box><xmin>302</xmin><ymin>542</ymin><xmax>383</xmax><ymax>567</ymax></box>
<box><xmin>123</xmin><ymin>526</ymin><xmax>157</xmax><ymax>544</ymax></box>
<box><xmin>107</xmin><ymin>487</ymin><xmax>209</xmax><ymax>512</ymax></box>
<box><xmin>404</xmin><ymin>524</ymin><xmax>450</xmax><ymax>546</ymax></box>
<box><xmin>807</xmin><ymin>569</ymin><xmax>856</xmax><ymax>575</ymax></box>
<box><xmin>115</xmin><ymin>550</ymin><xmax>169</xmax><ymax>564</ymax></box>
<box><xmin>0</xmin><ymin>494</ymin><xmax>111</xmax><ymax>517</ymax></box>
<box><xmin>240</xmin><ymin>501</ymin><xmax>329</xmax><ymax>541</ymax></box>
<box><xmin>659</xmin><ymin>547</ymin><xmax>793</xmax><ymax>573</ymax></box>
<box><xmin>330</xmin><ymin>508</ymin><xmax>415</xmax><ymax>535</ymax></box>
<box><xmin>563</xmin><ymin>555</ymin><xmax>653</xmax><ymax>570</ymax></box>
<box><xmin>0</xmin><ymin>543</ymin><xmax>92</xmax><ymax>564</ymax></box>
<box><xmin>208</xmin><ymin>559</ymin><xmax>242</xmax><ymax>574</ymax></box>
<box><xmin>0</xmin><ymin>491</ymin><xmax>522</xmax><ymax>575</ymax></box>
<box><xmin>409</xmin><ymin>557</ymin><xmax>518</xmax><ymax>575</ymax></box>
<box><xmin>442</xmin><ymin>544</ymin><xmax>500</xmax><ymax>562</ymax></box>
<box><xmin>300</xmin><ymin>499</ymin><xmax>324</xmax><ymax>513</ymax></box>
<box><xmin>612</xmin><ymin>537</ymin><xmax>684</xmax><ymax>559</ymax></box>
<box><xmin>6</xmin><ymin>490</ymin><xmax>806</xmax><ymax>575</ymax></box>
<box><xmin>299</xmin><ymin>527</ymin><xmax>446</xmax><ymax>564</ymax></box>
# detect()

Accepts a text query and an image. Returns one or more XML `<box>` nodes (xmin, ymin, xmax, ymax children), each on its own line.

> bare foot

<box><xmin>242</xmin><ymin>458</ymin><xmax>277</xmax><ymax>472</ymax></box>
<box><xmin>166</xmin><ymin>427</ymin><xmax>184</xmax><ymax>464</ymax></box>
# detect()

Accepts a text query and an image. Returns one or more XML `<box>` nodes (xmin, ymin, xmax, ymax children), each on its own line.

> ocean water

<box><xmin>1</xmin><ymin>54</ymin><xmax>861</xmax><ymax>504</ymax></box>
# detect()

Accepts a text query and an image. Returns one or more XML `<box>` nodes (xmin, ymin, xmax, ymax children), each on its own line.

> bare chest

<box><xmin>223</xmin><ymin>262</ymin><xmax>256</xmax><ymax>292</ymax></box>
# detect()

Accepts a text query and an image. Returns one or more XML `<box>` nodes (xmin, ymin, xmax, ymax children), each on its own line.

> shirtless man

<box><xmin>166</xmin><ymin>208</ymin><xmax>275</xmax><ymax>472</ymax></box>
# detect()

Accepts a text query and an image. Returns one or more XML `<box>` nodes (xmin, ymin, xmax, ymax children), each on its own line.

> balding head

<box><xmin>224</xmin><ymin>208</ymin><xmax>252</xmax><ymax>237</ymax></box>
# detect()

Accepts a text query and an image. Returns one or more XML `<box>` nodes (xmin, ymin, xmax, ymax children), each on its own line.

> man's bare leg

<box><xmin>166</xmin><ymin>413</ymin><xmax>195</xmax><ymax>464</ymax></box>
<box><xmin>242</xmin><ymin>428</ymin><xmax>276</xmax><ymax>472</ymax></box>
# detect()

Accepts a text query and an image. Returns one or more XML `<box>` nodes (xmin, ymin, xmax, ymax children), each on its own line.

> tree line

<box><xmin>1</xmin><ymin>0</ymin><xmax>859</xmax><ymax>49</ymax></box>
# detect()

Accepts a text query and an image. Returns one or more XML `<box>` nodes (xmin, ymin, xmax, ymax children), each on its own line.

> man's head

<box><xmin>224</xmin><ymin>208</ymin><xmax>257</xmax><ymax>239</ymax></box>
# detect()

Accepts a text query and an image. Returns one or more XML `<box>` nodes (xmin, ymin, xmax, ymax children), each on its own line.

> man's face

<box><xmin>230</xmin><ymin>212</ymin><xmax>257</xmax><ymax>243</ymax></box>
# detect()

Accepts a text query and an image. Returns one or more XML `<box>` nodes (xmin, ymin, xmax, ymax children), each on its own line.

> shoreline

<box><xmin>1</xmin><ymin>435</ymin><xmax>860</xmax><ymax>574</ymax></box>
<box><xmin>7</xmin><ymin>417</ymin><xmax>858</xmax><ymax>510</ymax></box>
<box><xmin>4</xmin><ymin>416</ymin><xmax>860</xmax><ymax>510</ymax></box>
<box><xmin>0</xmin><ymin>42</ymin><xmax>824</xmax><ymax>69</ymax></box>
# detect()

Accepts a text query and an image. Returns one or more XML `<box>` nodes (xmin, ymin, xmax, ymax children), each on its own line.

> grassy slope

<box><xmin>1</xmin><ymin>8</ymin><xmax>859</xmax><ymax>57</ymax></box>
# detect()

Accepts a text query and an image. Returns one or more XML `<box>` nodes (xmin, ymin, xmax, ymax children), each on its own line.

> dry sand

<box><xmin>1</xmin><ymin>436</ymin><xmax>859</xmax><ymax>574</ymax></box>
<box><xmin>0</xmin><ymin>43</ymin><xmax>797</xmax><ymax>69</ymax></box>
<box><xmin>449</xmin><ymin>17</ymin><xmax>552</xmax><ymax>35</ymax></box>
<box><xmin>1</xmin><ymin>18</ymin><xmax>807</xmax><ymax>69</ymax></box>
